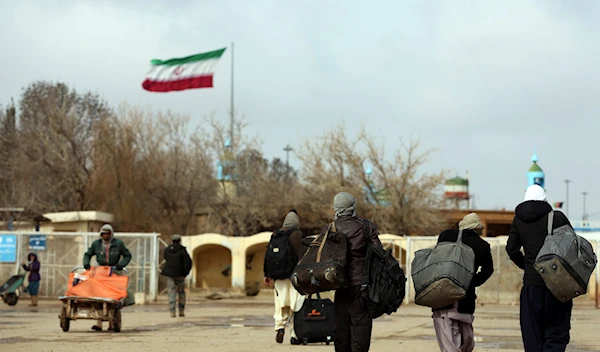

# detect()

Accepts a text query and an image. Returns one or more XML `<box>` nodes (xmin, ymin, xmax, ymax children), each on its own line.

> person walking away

<box><xmin>506</xmin><ymin>184</ymin><xmax>573</xmax><ymax>351</ymax></box>
<box><xmin>161</xmin><ymin>234</ymin><xmax>192</xmax><ymax>318</ymax></box>
<box><xmin>329</xmin><ymin>192</ymin><xmax>383</xmax><ymax>352</ymax></box>
<box><xmin>22</xmin><ymin>252</ymin><xmax>41</xmax><ymax>307</ymax></box>
<box><xmin>83</xmin><ymin>224</ymin><xmax>133</xmax><ymax>331</ymax></box>
<box><xmin>263</xmin><ymin>210</ymin><xmax>305</xmax><ymax>344</ymax></box>
<box><xmin>432</xmin><ymin>213</ymin><xmax>494</xmax><ymax>352</ymax></box>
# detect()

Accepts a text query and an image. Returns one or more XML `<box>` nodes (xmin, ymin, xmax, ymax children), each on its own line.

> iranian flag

<box><xmin>142</xmin><ymin>48</ymin><xmax>226</xmax><ymax>92</ymax></box>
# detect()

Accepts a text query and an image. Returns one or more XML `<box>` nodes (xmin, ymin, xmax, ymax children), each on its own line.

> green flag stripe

<box><xmin>150</xmin><ymin>48</ymin><xmax>227</xmax><ymax>66</ymax></box>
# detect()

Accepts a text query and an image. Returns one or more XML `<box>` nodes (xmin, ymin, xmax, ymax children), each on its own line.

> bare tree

<box><xmin>18</xmin><ymin>81</ymin><xmax>111</xmax><ymax>211</ymax></box>
<box><xmin>297</xmin><ymin>124</ymin><xmax>447</xmax><ymax>235</ymax></box>
<box><xmin>130</xmin><ymin>107</ymin><xmax>216</xmax><ymax>236</ymax></box>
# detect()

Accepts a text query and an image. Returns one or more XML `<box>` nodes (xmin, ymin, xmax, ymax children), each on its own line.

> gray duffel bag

<box><xmin>534</xmin><ymin>210</ymin><xmax>597</xmax><ymax>302</ymax></box>
<box><xmin>411</xmin><ymin>230</ymin><xmax>475</xmax><ymax>309</ymax></box>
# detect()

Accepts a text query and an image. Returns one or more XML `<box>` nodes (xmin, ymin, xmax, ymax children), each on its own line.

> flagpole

<box><xmin>230</xmin><ymin>41</ymin><xmax>234</xmax><ymax>149</ymax></box>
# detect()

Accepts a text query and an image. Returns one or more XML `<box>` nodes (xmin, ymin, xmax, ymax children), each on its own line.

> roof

<box><xmin>445</xmin><ymin>176</ymin><xmax>468</xmax><ymax>186</ymax></box>
<box><xmin>42</xmin><ymin>211</ymin><xmax>114</xmax><ymax>224</ymax></box>
<box><xmin>528</xmin><ymin>162</ymin><xmax>544</xmax><ymax>173</ymax></box>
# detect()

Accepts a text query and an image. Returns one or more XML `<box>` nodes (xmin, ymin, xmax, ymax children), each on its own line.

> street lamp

<box><xmin>564</xmin><ymin>179</ymin><xmax>571</xmax><ymax>217</ymax></box>
<box><xmin>582</xmin><ymin>191</ymin><xmax>588</xmax><ymax>221</ymax></box>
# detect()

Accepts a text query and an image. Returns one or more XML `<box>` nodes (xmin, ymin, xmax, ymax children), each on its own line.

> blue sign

<box><xmin>29</xmin><ymin>235</ymin><xmax>46</xmax><ymax>251</ymax></box>
<box><xmin>0</xmin><ymin>234</ymin><xmax>17</xmax><ymax>263</ymax></box>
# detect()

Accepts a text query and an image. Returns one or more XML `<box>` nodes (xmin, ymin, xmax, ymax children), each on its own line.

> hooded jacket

<box><xmin>22</xmin><ymin>252</ymin><xmax>41</xmax><ymax>282</ymax></box>
<box><xmin>506</xmin><ymin>200</ymin><xmax>571</xmax><ymax>286</ymax></box>
<box><xmin>83</xmin><ymin>224</ymin><xmax>132</xmax><ymax>268</ymax></box>
<box><xmin>162</xmin><ymin>242</ymin><xmax>193</xmax><ymax>278</ymax></box>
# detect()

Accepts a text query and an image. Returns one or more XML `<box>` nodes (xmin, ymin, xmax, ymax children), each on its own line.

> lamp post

<box><xmin>564</xmin><ymin>179</ymin><xmax>571</xmax><ymax>217</ymax></box>
<box><xmin>283</xmin><ymin>145</ymin><xmax>293</xmax><ymax>171</ymax></box>
<box><xmin>582</xmin><ymin>191</ymin><xmax>588</xmax><ymax>221</ymax></box>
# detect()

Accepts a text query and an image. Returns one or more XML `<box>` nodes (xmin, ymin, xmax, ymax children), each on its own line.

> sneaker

<box><xmin>290</xmin><ymin>337</ymin><xmax>301</xmax><ymax>345</ymax></box>
<box><xmin>276</xmin><ymin>329</ymin><xmax>284</xmax><ymax>344</ymax></box>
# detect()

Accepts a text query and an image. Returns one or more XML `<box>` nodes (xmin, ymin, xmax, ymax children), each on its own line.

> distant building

<box><xmin>527</xmin><ymin>150</ymin><xmax>545</xmax><ymax>188</ymax></box>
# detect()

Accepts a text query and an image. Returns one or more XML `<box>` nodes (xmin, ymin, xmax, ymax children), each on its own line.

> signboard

<box><xmin>0</xmin><ymin>234</ymin><xmax>17</xmax><ymax>263</ymax></box>
<box><xmin>29</xmin><ymin>235</ymin><xmax>46</xmax><ymax>251</ymax></box>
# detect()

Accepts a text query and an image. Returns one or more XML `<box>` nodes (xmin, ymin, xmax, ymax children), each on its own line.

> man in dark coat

<box><xmin>162</xmin><ymin>234</ymin><xmax>192</xmax><ymax>317</ymax></box>
<box><xmin>506</xmin><ymin>184</ymin><xmax>573</xmax><ymax>351</ymax></box>
<box><xmin>433</xmin><ymin>212</ymin><xmax>494</xmax><ymax>352</ymax></box>
<box><xmin>82</xmin><ymin>224</ymin><xmax>133</xmax><ymax>331</ymax></box>
<box><xmin>330</xmin><ymin>192</ymin><xmax>382</xmax><ymax>352</ymax></box>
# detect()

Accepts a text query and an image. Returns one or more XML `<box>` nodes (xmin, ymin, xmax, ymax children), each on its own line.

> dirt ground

<box><xmin>1</xmin><ymin>293</ymin><xmax>599</xmax><ymax>352</ymax></box>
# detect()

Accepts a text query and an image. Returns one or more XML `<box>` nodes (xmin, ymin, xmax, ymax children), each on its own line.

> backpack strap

<box><xmin>547</xmin><ymin>210</ymin><xmax>554</xmax><ymax>236</ymax></box>
<box><xmin>457</xmin><ymin>229</ymin><xmax>464</xmax><ymax>244</ymax></box>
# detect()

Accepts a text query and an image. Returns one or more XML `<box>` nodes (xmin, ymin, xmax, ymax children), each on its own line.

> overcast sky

<box><xmin>1</xmin><ymin>0</ymin><xmax>599</xmax><ymax>220</ymax></box>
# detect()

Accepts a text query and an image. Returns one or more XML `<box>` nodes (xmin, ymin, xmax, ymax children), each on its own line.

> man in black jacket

<box><xmin>162</xmin><ymin>234</ymin><xmax>192</xmax><ymax>318</ymax></box>
<box><xmin>506</xmin><ymin>184</ymin><xmax>573</xmax><ymax>351</ymax></box>
<box><xmin>330</xmin><ymin>192</ymin><xmax>382</xmax><ymax>352</ymax></box>
<box><xmin>433</xmin><ymin>212</ymin><xmax>494</xmax><ymax>352</ymax></box>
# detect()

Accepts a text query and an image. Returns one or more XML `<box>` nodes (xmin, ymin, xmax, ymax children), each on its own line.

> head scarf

<box><xmin>524</xmin><ymin>184</ymin><xmax>548</xmax><ymax>202</ymax></box>
<box><xmin>282</xmin><ymin>211</ymin><xmax>300</xmax><ymax>229</ymax></box>
<box><xmin>458</xmin><ymin>213</ymin><xmax>484</xmax><ymax>235</ymax></box>
<box><xmin>333</xmin><ymin>192</ymin><xmax>357</xmax><ymax>219</ymax></box>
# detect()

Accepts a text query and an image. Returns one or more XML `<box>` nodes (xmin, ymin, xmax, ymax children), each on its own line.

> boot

<box><xmin>170</xmin><ymin>310</ymin><xmax>176</xmax><ymax>318</ymax></box>
<box><xmin>179</xmin><ymin>305</ymin><xmax>185</xmax><ymax>317</ymax></box>
<box><xmin>29</xmin><ymin>296</ymin><xmax>38</xmax><ymax>307</ymax></box>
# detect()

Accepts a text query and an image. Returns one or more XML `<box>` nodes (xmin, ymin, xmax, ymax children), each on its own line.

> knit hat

<box><xmin>459</xmin><ymin>213</ymin><xmax>484</xmax><ymax>235</ymax></box>
<box><xmin>282</xmin><ymin>211</ymin><xmax>300</xmax><ymax>228</ymax></box>
<box><xmin>333</xmin><ymin>192</ymin><xmax>357</xmax><ymax>219</ymax></box>
<box><xmin>524</xmin><ymin>184</ymin><xmax>548</xmax><ymax>202</ymax></box>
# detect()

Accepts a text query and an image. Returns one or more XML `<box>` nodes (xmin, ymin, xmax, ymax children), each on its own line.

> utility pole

<box><xmin>564</xmin><ymin>179</ymin><xmax>571</xmax><ymax>217</ymax></box>
<box><xmin>283</xmin><ymin>145</ymin><xmax>293</xmax><ymax>171</ymax></box>
<box><xmin>582</xmin><ymin>191</ymin><xmax>588</xmax><ymax>221</ymax></box>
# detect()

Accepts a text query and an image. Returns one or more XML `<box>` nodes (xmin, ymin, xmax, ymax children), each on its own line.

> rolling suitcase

<box><xmin>293</xmin><ymin>293</ymin><xmax>335</xmax><ymax>345</ymax></box>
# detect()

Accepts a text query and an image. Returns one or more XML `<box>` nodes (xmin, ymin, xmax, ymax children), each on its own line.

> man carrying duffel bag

<box><xmin>431</xmin><ymin>213</ymin><xmax>494</xmax><ymax>352</ymax></box>
<box><xmin>330</xmin><ymin>192</ymin><xmax>382</xmax><ymax>352</ymax></box>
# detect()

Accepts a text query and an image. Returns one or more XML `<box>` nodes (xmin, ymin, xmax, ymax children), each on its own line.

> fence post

<box><xmin>148</xmin><ymin>233</ymin><xmax>158</xmax><ymax>302</ymax></box>
<box><xmin>405</xmin><ymin>237</ymin><xmax>412</xmax><ymax>304</ymax></box>
<box><xmin>15</xmin><ymin>232</ymin><xmax>22</xmax><ymax>275</ymax></box>
<box><xmin>594</xmin><ymin>240</ymin><xmax>600</xmax><ymax>309</ymax></box>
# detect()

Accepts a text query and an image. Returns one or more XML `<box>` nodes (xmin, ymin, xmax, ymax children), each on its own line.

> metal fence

<box><xmin>0</xmin><ymin>231</ymin><xmax>160</xmax><ymax>301</ymax></box>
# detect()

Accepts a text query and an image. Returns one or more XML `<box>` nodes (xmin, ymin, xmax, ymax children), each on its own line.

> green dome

<box><xmin>528</xmin><ymin>162</ymin><xmax>543</xmax><ymax>172</ymax></box>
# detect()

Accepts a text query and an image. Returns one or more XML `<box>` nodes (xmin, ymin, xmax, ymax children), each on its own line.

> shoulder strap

<box><xmin>547</xmin><ymin>210</ymin><xmax>554</xmax><ymax>236</ymax></box>
<box><xmin>316</xmin><ymin>222</ymin><xmax>334</xmax><ymax>263</ymax></box>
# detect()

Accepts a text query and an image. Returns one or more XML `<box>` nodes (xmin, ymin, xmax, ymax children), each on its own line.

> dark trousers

<box><xmin>520</xmin><ymin>285</ymin><xmax>572</xmax><ymax>352</ymax></box>
<box><xmin>334</xmin><ymin>285</ymin><xmax>373</xmax><ymax>352</ymax></box>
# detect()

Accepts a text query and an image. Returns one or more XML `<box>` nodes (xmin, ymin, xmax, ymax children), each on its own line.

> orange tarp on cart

<box><xmin>65</xmin><ymin>266</ymin><xmax>128</xmax><ymax>301</ymax></box>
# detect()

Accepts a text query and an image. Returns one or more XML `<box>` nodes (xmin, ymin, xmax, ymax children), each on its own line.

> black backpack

<box><xmin>360</xmin><ymin>221</ymin><xmax>406</xmax><ymax>319</ymax></box>
<box><xmin>265</xmin><ymin>228</ymin><xmax>297</xmax><ymax>280</ymax></box>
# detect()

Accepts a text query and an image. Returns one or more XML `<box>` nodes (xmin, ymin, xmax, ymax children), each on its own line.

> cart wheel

<box><xmin>112</xmin><ymin>308</ymin><xmax>122</xmax><ymax>332</ymax></box>
<box><xmin>5</xmin><ymin>293</ymin><xmax>18</xmax><ymax>306</ymax></box>
<box><xmin>60</xmin><ymin>306</ymin><xmax>70</xmax><ymax>332</ymax></box>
